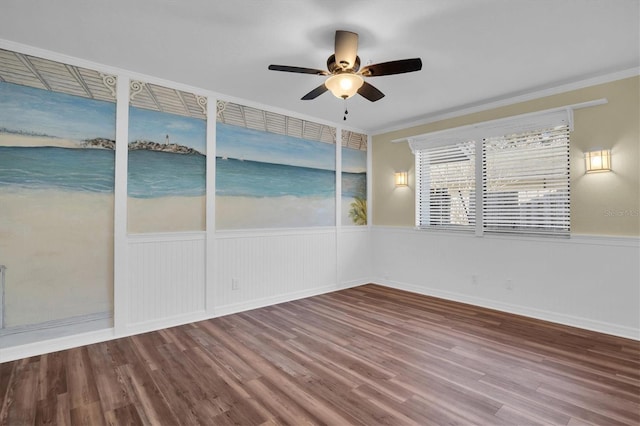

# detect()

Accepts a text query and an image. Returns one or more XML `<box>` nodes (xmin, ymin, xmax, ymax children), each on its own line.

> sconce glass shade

<box><xmin>394</xmin><ymin>171</ymin><xmax>408</xmax><ymax>187</ymax></box>
<box><xmin>585</xmin><ymin>149</ymin><xmax>611</xmax><ymax>173</ymax></box>
<box><xmin>325</xmin><ymin>73</ymin><xmax>364</xmax><ymax>99</ymax></box>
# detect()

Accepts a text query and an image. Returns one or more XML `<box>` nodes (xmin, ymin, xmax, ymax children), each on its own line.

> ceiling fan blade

<box><xmin>334</xmin><ymin>30</ymin><xmax>359</xmax><ymax>70</ymax></box>
<box><xmin>301</xmin><ymin>84</ymin><xmax>329</xmax><ymax>100</ymax></box>
<box><xmin>359</xmin><ymin>58</ymin><xmax>422</xmax><ymax>77</ymax></box>
<box><xmin>268</xmin><ymin>65</ymin><xmax>329</xmax><ymax>75</ymax></box>
<box><xmin>357</xmin><ymin>82</ymin><xmax>385</xmax><ymax>102</ymax></box>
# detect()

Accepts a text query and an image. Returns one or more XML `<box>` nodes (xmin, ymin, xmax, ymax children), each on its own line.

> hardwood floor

<box><xmin>1</xmin><ymin>284</ymin><xmax>639</xmax><ymax>425</ymax></box>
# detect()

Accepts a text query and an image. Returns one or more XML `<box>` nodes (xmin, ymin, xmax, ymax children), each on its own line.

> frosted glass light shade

<box><xmin>325</xmin><ymin>74</ymin><xmax>364</xmax><ymax>99</ymax></box>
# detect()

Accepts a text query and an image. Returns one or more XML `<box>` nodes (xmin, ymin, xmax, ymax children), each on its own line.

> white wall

<box><xmin>372</xmin><ymin>226</ymin><xmax>640</xmax><ymax>339</ymax></box>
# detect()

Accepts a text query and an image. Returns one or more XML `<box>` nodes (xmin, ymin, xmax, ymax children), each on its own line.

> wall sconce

<box><xmin>394</xmin><ymin>171</ymin><xmax>408</xmax><ymax>187</ymax></box>
<box><xmin>585</xmin><ymin>149</ymin><xmax>611</xmax><ymax>173</ymax></box>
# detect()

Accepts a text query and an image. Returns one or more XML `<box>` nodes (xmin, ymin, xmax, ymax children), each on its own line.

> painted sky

<box><xmin>0</xmin><ymin>82</ymin><xmax>116</xmax><ymax>140</ymax></box>
<box><xmin>217</xmin><ymin>123</ymin><xmax>340</xmax><ymax>171</ymax></box>
<box><xmin>129</xmin><ymin>106</ymin><xmax>206</xmax><ymax>153</ymax></box>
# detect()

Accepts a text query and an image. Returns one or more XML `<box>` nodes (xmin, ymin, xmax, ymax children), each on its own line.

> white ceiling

<box><xmin>1</xmin><ymin>0</ymin><xmax>638</xmax><ymax>133</ymax></box>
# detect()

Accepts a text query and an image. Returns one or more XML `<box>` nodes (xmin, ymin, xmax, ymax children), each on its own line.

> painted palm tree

<box><xmin>348</xmin><ymin>197</ymin><xmax>367</xmax><ymax>225</ymax></box>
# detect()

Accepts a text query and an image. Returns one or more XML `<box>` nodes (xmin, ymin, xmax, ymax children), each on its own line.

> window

<box><xmin>482</xmin><ymin>126</ymin><xmax>570</xmax><ymax>235</ymax></box>
<box><xmin>416</xmin><ymin>142</ymin><xmax>475</xmax><ymax>231</ymax></box>
<box><xmin>410</xmin><ymin>108</ymin><xmax>571</xmax><ymax>237</ymax></box>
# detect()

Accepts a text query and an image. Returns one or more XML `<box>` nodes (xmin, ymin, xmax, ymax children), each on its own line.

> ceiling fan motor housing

<box><xmin>327</xmin><ymin>54</ymin><xmax>361</xmax><ymax>74</ymax></box>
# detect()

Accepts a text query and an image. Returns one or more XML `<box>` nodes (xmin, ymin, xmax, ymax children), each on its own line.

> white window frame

<box><xmin>406</xmin><ymin>103</ymin><xmax>595</xmax><ymax>237</ymax></box>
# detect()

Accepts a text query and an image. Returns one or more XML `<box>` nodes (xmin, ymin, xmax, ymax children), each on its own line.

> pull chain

<box><xmin>343</xmin><ymin>97</ymin><xmax>349</xmax><ymax>121</ymax></box>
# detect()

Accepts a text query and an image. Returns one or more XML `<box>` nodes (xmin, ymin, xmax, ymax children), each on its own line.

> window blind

<box><xmin>416</xmin><ymin>141</ymin><xmax>476</xmax><ymax>231</ymax></box>
<box><xmin>482</xmin><ymin>125</ymin><xmax>570</xmax><ymax>235</ymax></box>
<box><xmin>410</xmin><ymin>105</ymin><xmax>575</xmax><ymax>237</ymax></box>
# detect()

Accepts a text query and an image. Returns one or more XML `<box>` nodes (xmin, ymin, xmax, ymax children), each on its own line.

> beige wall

<box><xmin>372</xmin><ymin>76</ymin><xmax>640</xmax><ymax>236</ymax></box>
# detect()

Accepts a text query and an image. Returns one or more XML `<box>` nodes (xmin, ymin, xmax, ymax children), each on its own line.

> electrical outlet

<box><xmin>232</xmin><ymin>278</ymin><xmax>239</xmax><ymax>291</ymax></box>
<box><xmin>506</xmin><ymin>279</ymin><xmax>513</xmax><ymax>290</ymax></box>
<box><xmin>472</xmin><ymin>274</ymin><xmax>478</xmax><ymax>285</ymax></box>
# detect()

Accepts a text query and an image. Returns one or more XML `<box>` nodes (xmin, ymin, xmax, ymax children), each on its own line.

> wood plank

<box><xmin>5</xmin><ymin>359</ymin><xmax>39</xmax><ymax>425</ymax></box>
<box><xmin>103</xmin><ymin>403</ymin><xmax>143</xmax><ymax>426</ymax></box>
<box><xmin>85</xmin><ymin>343</ymin><xmax>131</xmax><ymax>413</ymax></box>
<box><xmin>65</xmin><ymin>347</ymin><xmax>100</xmax><ymax>410</ymax></box>
<box><xmin>69</xmin><ymin>401</ymin><xmax>106</xmax><ymax>426</ymax></box>
<box><xmin>55</xmin><ymin>393</ymin><xmax>71</xmax><ymax>426</ymax></box>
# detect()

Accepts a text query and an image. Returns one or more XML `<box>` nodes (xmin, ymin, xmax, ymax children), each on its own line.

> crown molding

<box><xmin>373</xmin><ymin>67</ymin><xmax>640</xmax><ymax>136</ymax></box>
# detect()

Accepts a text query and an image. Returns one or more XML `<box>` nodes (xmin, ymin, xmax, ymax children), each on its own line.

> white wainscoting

<box><xmin>371</xmin><ymin>226</ymin><xmax>640</xmax><ymax>340</ymax></box>
<box><xmin>214</xmin><ymin>228</ymin><xmax>340</xmax><ymax>315</ymax></box>
<box><xmin>126</xmin><ymin>233</ymin><xmax>206</xmax><ymax>329</ymax></box>
<box><xmin>338</xmin><ymin>227</ymin><xmax>373</xmax><ymax>287</ymax></box>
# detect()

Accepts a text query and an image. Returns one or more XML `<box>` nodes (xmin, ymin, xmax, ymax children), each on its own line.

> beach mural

<box><xmin>216</xmin><ymin>101</ymin><xmax>336</xmax><ymax>229</ymax></box>
<box><xmin>0</xmin><ymin>49</ymin><xmax>117</xmax><ymax>328</ymax></box>
<box><xmin>127</xmin><ymin>82</ymin><xmax>207</xmax><ymax>233</ymax></box>
<box><xmin>342</xmin><ymin>130</ymin><xmax>368</xmax><ymax>226</ymax></box>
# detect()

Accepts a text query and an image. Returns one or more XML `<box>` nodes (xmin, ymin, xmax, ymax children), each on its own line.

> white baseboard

<box><xmin>375</xmin><ymin>278</ymin><xmax>640</xmax><ymax>341</ymax></box>
<box><xmin>0</xmin><ymin>311</ymin><xmax>112</xmax><ymax>336</ymax></box>
<box><xmin>1</xmin><ymin>312</ymin><xmax>114</xmax><ymax>363</ymax></box>
<box><xmin>1</xmin><ymin>328</ymin><xmax>115</xmax><ymax>363</ymax></box>
<box><xmin>339</xmin><ymin>278</ymin><xmax>374</xmax><ymax>290</ymax></box>
<box><xmin>213</xmin><ymin>283</ymin><xmax>341</xmax><ymax>317</ymax></box>
<box><xmin>121</xmin><ymin>310</ymin><xmax>209</xmax><ymax>338</ymax></box>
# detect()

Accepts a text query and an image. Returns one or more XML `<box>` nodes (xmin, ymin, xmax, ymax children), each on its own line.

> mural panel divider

<box><xmin>335</xmin><ymin>127</ymin><xmax>343</xmax><ymax>287</ymax></box>
<box><xmin>367</xmin><ymin>134</ymin><xmax>373</xmax><ymax>225</ymax></box>
<box><xmin>206</xmin><ymin>95</ymin><xmax>217</xmax><ymax>314</ymax></box>
<box><xmin>114</xmin><ymin>74</ymin><xmax>130</xmax><ymax>333</ymax></box>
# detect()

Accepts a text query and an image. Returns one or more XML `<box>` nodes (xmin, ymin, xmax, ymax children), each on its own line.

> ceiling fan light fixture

<box><xmin>325</xmin><ymin>73</ymin><xmax>364</xmax><ymax>99</ymax></box>
<box><xmin>268</xmin><ymin>31</ymin><xmax>422</xmax><ymax>102</ymax></box>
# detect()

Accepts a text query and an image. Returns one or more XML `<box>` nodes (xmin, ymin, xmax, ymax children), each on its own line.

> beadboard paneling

<box><xmin>215</xmin><ymin>229</ymin><xmax>337</xmax><ymax>310</ymax></box>
<box><xmin>338</xmin><ymin>227</ymin><xmax>372</xmax><ymax>286</ymax></box>
<box><xmin>127</xmin><ymin>234</ymin><xmax>206</xmax><ymax>326</ymax></box>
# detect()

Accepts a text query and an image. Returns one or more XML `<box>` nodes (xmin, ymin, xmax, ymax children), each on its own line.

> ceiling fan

<box><xmin>268</xmin><ymin>30</ymin><xmax>422</xmax><ymax>102</ymax></box>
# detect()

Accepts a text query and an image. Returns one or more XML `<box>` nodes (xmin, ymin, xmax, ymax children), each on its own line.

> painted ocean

<box><xmin>0</xmin><ymin>146</ymin><xmax>114</xmax><ymax>192</ymax></box>
<box><xmin>0</xmin><ymin>147</ymin><xmax>365</xmax><ymax>199</ymax></box>
<box><xmin>341</xmin><ymin>170</ymin><xmax>367</xmax><ymax>199</ymax></box>
<box><xmin>128</xmin><ymin>149</ymin><xmax>205</xmax><ymax>198</ymax></box>
<box><xmin>218</xmin><ymin>157</ymin><xmax>334</xmax><ymax>198</ymax></box>
<box><xmin>217</xmin><ymin>158</ymin><xmax>365</xmax><ymax>199</ymax></box>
